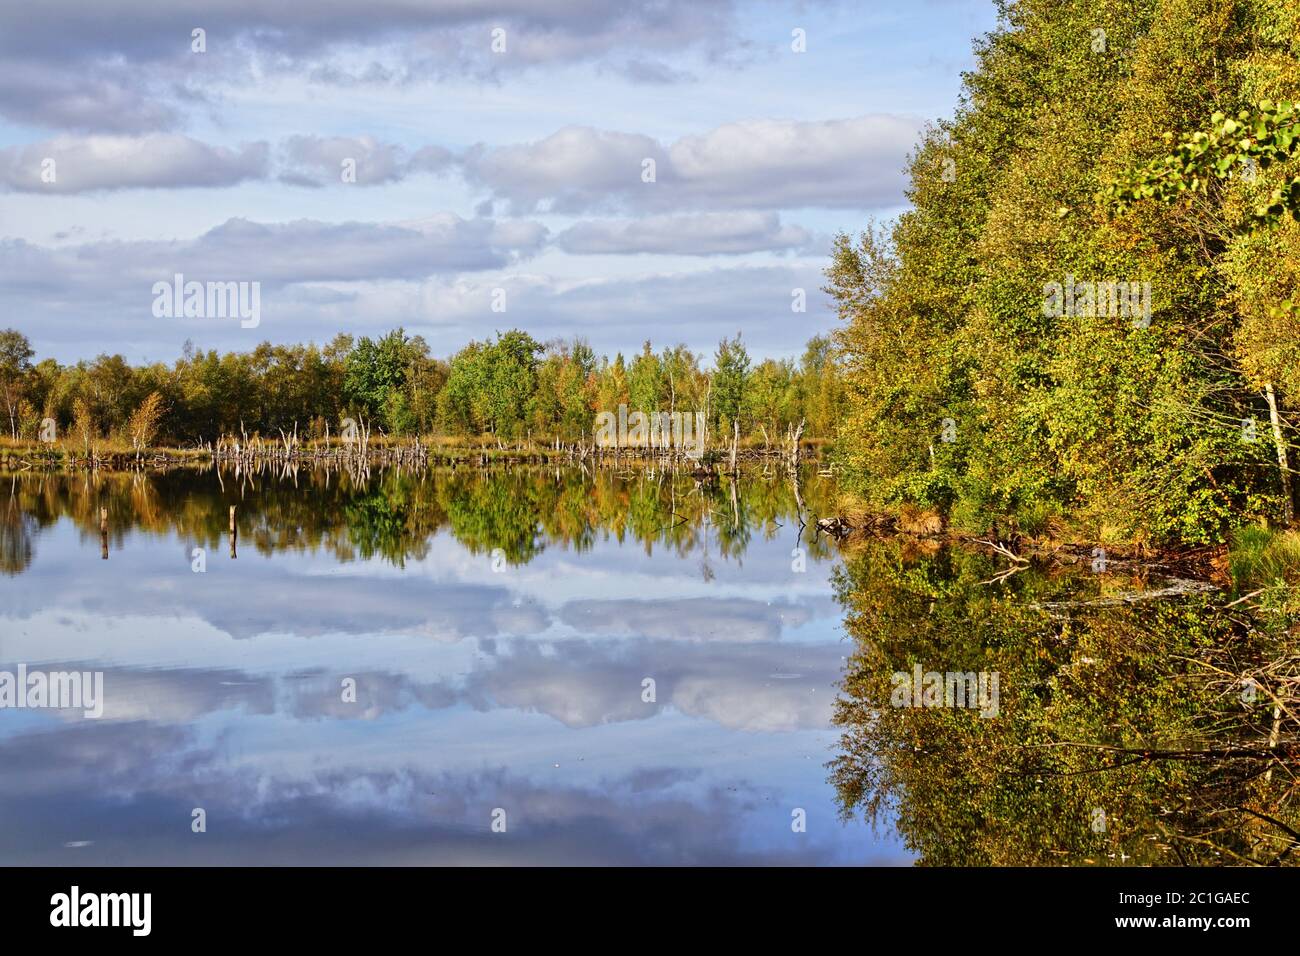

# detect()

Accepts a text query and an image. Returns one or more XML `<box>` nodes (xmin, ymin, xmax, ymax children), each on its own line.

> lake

<box><xmin>1</xmin><ymin>465</ymin><xmax>1289</xmax><ymax>865</ymax></box>
<box><xmin>0</xmin><ymin>464</ymin><xmax>903</xmax><ymax>865</ymax></box>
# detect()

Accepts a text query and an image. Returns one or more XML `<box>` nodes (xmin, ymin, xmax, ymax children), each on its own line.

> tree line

<box><xmin>0</xmin><ymin>327</ymin><xmax>841</xmax><ymax>449</ymax></box>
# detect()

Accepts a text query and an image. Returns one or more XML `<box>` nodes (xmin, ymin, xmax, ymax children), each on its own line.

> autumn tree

<box><xmin>127</xmin><ymin>391</ymin><xmax>167</xmax><ymax>458</ymax></box>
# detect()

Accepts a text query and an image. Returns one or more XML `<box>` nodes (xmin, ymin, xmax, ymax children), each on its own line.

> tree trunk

<box><xmin>1265</xmin><ymin>383</ymin><xmax>1294</xmax><ymax>525</ymax></box>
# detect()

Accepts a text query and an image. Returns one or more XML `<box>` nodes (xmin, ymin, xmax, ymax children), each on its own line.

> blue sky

<box><xmin>0</xmin><ymin>0</ymin><xmax>1002</xmax><ymax>365</ymax></box>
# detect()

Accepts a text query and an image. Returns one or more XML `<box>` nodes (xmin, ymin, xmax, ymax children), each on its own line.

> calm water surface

<box><xmin>4</xmin><ymin>465</ymin><xmax>1289</xmax><ymax>865</ymax></box>
<box><xmin>0</xmin><ymin>465</ymin><xmax>903</xmax><ymax>865</ymax></box>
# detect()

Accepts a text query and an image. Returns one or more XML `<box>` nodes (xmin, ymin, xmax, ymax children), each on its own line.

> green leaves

<box><xmin>342</xmin><ymin>329</ymin><xmax>425</xmax><ymax>432</ymax></box>
<box><xmin>1104</xmin><ymin>101</ymin><xmax>1300</xmax><ymax>230</ymax></box>
<box><xmin>440</xmin><ymin>331</ymin><xmax>543</xmax><ymax>439</ymax></box>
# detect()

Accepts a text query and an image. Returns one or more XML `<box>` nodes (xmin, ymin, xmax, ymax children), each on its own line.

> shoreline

<box><xmin>2</xmin><ymin>450</ymin><xmax>1287</xmax><ymax>589</ymax></box>
<box><xmin>819</xmin><ymin>512</ymin><xmax>1232</xmax><ymax>584</ymax></box>
<box><xmin>0</xmin><ymin>439</ymin><xmax>827</xmax><ymax>473</ymax></box>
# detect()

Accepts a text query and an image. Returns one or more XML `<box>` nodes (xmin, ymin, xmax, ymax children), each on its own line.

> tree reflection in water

<box><xmin>829</xmin><ymin>538</ymin><xmax>1300</xmax><ymax>865</ymax></box>
<box><xmin>0</xmin><ymin>462</ymin><xmax>838</xmax><ymax>573</ymax></box>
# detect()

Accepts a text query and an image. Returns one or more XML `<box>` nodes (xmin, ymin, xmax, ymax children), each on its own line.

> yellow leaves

<box><xmin>127</xmin><ymin>391</ymin><xmax>167</xmax><ymax>452</ymax></box>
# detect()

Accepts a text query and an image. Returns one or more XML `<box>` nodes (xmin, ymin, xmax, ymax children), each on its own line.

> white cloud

<box><xmin>555</xmin><ymin>212</ymin><xmax>811</xmax><ymax>255</ymax></box>
<box><xmin>0</xmin><ymin>0</ymin><xmax>750</xmax><ymax>132</ymax></box>
<box><xmin>0</xmin><ymin>214</ymin><xmax>547</xmax><ymax>289</ymax></box>
<box><xmin>0</xmin><ymin>58</ymin><xmax>182</xmax><ymax>133</ymax></box>
<box><xmin>0</xmin><ymin>134</ymin><xmax>268</xmax><ymax>194</ymax></box>
<box><xmin>279</xmin><ymin>135</ymin><xmax>454</xmax><ymax>187</ymax></box>
<box><xmin>464</xmin><ymin>115</ymin><xmax>920</xmax><ymax>213</ymax></box>
<box><xmin>413</xmin><ymin>264</ymin><xmax>833</xmax><ymax>357</ymax></box>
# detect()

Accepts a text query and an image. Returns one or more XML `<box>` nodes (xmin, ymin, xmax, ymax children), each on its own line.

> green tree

<box><xmin>344</xmin><ymin>329</ymin><xmax>417</xmax><ymax>432</ymax></box>
<box><xmin>711</xmin><ymin>334</ymin><xmax>750</xmax><ymax>433</ymax></box>
<box><xmin>0</xmin><ymin>329</ymin><xmax>34</xmax><ymax>440</ymax></box>
<box><xmin>829</xmin><ymin>0</ymin><xmax>1297</xmax><ymax>543</ymax></box>
<box><xmin>628</xmin><ymin>340</ymin><xmax>663</xmax><ymax>413</ymax></box>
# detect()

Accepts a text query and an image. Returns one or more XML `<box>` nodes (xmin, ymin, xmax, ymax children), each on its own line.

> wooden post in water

<box><xmin>99</xmin><ymin>507</ymin><xmax>108</xmax><ymax>560</ymax></box>
<box><xmin>229</xmin><ymin>504</ymin><xmax>238</xmax><ymax>559</ymax></box>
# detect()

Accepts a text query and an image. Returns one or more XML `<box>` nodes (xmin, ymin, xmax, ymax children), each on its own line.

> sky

<box><xmin>0</xmin><ymin>0</ymin><xmax>1002</xmax><ymax>366</ymax></box>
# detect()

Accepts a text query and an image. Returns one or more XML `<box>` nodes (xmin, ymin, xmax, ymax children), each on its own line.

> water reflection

<box><xmin>829</xmin><ymin>539</ymin><xmax>1300</xmax><ymax>865</ymax></box>
<box><xmin>1</xmin><ymin>464</ymin><xmax>838</xmax><ymax>573</ymax></box>
<box><xmin>0</xmin><ymin>465</ymin><xmax>897</xmax><ymax>865</ymax></box>
<box><xmin>15</xmin><ymin>467</ymin><xmax>1285</xmax><ymax>864</ymax></box>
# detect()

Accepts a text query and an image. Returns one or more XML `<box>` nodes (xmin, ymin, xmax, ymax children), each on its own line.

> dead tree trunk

<box><xmin>1265</xmin><ymin>383</ymin><xmax>1294</xmax><ymax>525</ymax></box>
